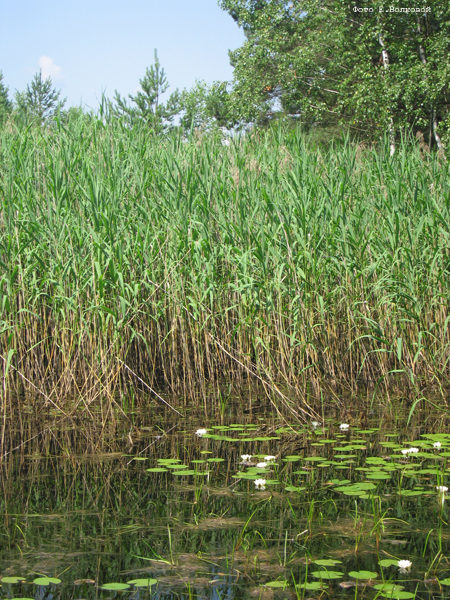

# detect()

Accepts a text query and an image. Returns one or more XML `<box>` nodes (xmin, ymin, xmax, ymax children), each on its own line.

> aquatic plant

<box><xmin>254</xmin><ymin>478</ymin><xmax>266</xmax><ymax>489</ymax></box>
<box><xmin>1</xmin><ymin>118</ymin><xmax>450</xmax><ymax>418</ymax></box>
<box><xmin>398</xmin><ymin>560</ymin><xmax>412</xmax><ymax>573</ymax></box>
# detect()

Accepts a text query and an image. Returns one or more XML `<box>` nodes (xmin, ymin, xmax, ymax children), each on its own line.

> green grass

<box><xmin>0</xmin><ymin>114</ymin><xmax>449</xmax><ymax>411</ymax></box>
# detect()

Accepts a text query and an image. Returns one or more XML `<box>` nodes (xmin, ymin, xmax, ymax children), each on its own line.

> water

<box><xmin>1</xmin><ymin>408</ymin><xmax>450</xmax><ymax>600</ymax></box>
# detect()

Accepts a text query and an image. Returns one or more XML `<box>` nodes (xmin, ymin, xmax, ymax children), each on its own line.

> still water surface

<box><xmin>1</xmin><ymin>409</ymin><xmax>450</xmax><ymax>600</ymax></box>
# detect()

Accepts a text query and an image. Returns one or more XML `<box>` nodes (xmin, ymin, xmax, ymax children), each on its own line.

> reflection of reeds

<box><xmin>1</xmin><ymin>117</ymin><xmax>449</xmax><ymax>414</ymax></box>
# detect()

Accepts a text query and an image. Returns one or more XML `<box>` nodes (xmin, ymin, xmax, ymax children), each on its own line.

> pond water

<box><xmin>1</xmin><ymin>409</ymin><xmax>450</xmax><ymax>600</ymax></box>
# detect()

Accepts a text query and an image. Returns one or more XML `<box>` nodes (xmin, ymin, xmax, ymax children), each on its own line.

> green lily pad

<box><xmin>374</xmin><ymin>584</ymin><xmax>405</xmax><ymax>591</ymax></box>
<box><xmin>349</xmin><ymin>571</ymin><xmax>378</xmax><ymax>580</ymax></box>
<box><xmin>264</xmin><ymin>581</ymin><xmax>288</xmax><ymax>588</ymax></box>
<box><xmin>380</xmin><ymin>592</ymin><xmax>415</xmax><ymax>599</ymax></box>
<box><xmin>146</xmin><ymin>468</ymin><xmax>168</xmax><ymax>472</ymax></box>
<box><xmin>379</xmin><ymin>559</ymin><xmax>402</xmax><ymax>567</ymax></box>
<box><xmin>33</xmin><ymin>578</ymin><xmax>61</xmax><ymax>586</ymax></box>
<box><xmin>101</xmin><ymin>583</ymin><xmax>130</xmax><ymax>590</ymax></box>
<box><xmin>127</xmin><ymin>579</ymin><xmax>157</xmax><ymax>587</ymax></box>
<box><xmin>285</xmin><ymin>486</ymin><xmax>306</xmax><ymax>492</ymax></box>
<box><xmin>298</xmin><ymin>582</ymin><xmax>329</xmax><ymax>590</ymax></box>
<box><xmin>1</xmin><ymin>578</ymin><xmax>26</xmax><ymax>584</ymax></box>
<box><xmin>367</xmin><ymin>472</ymin><xmax>391</xmax><ymax>480</ymax></box>
<box><xmin>314</xmin><ymin>559</ymin><xmax>342</xmax><ymax>566</ymax></box>
<box><xmin>311</xmin><ymin>571</ymin><xmax>343</xmax><ymax>579</ymax></box>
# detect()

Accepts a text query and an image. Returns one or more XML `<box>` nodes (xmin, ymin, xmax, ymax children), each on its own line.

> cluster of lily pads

<box><xmin>0</xmin><ymin>576</ymin><xmax>158</xmax><ymax>596</ymax></box>
<box><xmin>190</xmin><ymin>425</ymin><xmax>450</xmax><ymax>503</ymax></box>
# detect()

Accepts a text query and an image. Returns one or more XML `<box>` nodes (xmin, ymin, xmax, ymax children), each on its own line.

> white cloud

<box><xmin>38</xmin><ymin>55</ymin><xmax>62</xmax><ymax>80</ymax></box>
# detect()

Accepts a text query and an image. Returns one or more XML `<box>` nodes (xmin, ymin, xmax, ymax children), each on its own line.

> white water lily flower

<box><xmin>196</xmin><ymin>428</ymin><xmax>207</xmax><ymax>437</ymax></box>
<box><xmin>254</xmin><ymin>478</ymin><xmax>266</xmax><ymax>490</ymax></box>
<box><xmin>398</xmin><ymin>560</ymin><xmax>412</xmax><ymax>572</ymax></box>
<box><xmin>340</xmin><ymin>423</ymin><xmax>349</xmax><ymax>430</ymax></box>
<box><xmin>221</xmin><ymin>138</ymin><xmax>230</xmax><ymax>147</ymax></box>
<box><xmin>241</xmin><ymin>454</ymin><xmax>252</xmax><ymax>462</ymax></box>
<box><xmin>437</xmin><ymin>486</ymin><xmax>448</xmax><ymax>493</ymax></box>
<box><xmin>311</xmin><ymin>421</ymin><xmax>321</xmax><ymax>429</ymax></box>
<box><xmin>402</xmin><ymin>447</ymin><xmax>419</xmax><ymax>455</ymax></box>
<box><xmin>434</xmin><ymin>442</ymin><xmax>442</xmax><ymax>448</ymax></box>
<box><xmin>264</xmin><ymin>455</ymin><xmax>276</xmax><ymax>463</ymax></box>
<box><xmin>256</xmin><ymin>462</ymin><xmax>268</xmax><ymax>468</ymax></box>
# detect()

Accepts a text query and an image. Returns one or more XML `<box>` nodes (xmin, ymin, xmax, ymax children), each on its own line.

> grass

<box><xmin>0</xmin><ymin>112</ymin><xmax>449</xmax><ymax>415</ymax></box>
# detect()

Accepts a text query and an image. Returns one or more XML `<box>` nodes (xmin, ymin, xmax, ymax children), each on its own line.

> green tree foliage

<box><xmin>112</xmin><ymin>50</ymin><xmax>181</xmax><ymax>132</ymax></box>
<box><xmin>219</xmin><ymin>0</ymin><xmax>450</xmax><ymax>148</ymax></box>
<box><xmin>14</xmin><ymin>70</ymin><xmax>66</xmax><ymax>125</ymax></box>
<box><xmin>179</xmin><ymin>80</ymin><xmax>236</xmax><ymax>131</ymax></box>
<box><xmin>0</xmin><ymin>71</ymin><xmax>12</xmax><ymax>127</ymax></box>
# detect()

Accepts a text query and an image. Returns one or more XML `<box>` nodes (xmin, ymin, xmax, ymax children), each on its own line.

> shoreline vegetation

<box><xmin>0</xmin><ymin>116</ymin><xmax>449</xmax><ymax>418</ymax></box>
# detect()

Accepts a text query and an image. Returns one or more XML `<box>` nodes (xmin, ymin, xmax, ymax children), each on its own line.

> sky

<box><xmin>0</xmin><ymin>0</ymin><xmax>246</xmax><ymax>111</ymax></box>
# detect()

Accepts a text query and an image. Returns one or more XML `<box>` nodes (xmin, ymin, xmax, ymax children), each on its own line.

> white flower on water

<box><xmin>437</xmin><ymin>485</ymin><xmax>448</xmax><ymax>504</ymax></box>
<box><xmin>264</xmin><ymin>455</ymin><xmax>276</xmax><ymax>463</ymax></box>
<box><xmin>196</xmin><ymin>429</ymin><xmax>207</xmax><ymax>437</ymax></box>
<box><xmin>401</xmin><ymin>447</ymin><xmax>419</xmax><ymax>455</ymax></box>
<box><xmin>434</xmin><ymin>442</ymin><xmax>442</xmax><ymax>449</ymax></box>
<box><xmin>241</xmin><ymin>454</ymin><xmax>252</xmax><ymax>462</ymax></box>
<box><xmin>398</xmin><ymin>560</ymin><xmax>412</xmax><ymax>573</ymax></box>
<box><xmin>254</xmin><ymin>478</ymin><xmax>266</xmax><ymax>490</ymax></box>
<box><xmin>256</xmin><ymin>462</ymin><xmax>268</xmax><ymax>468</ymax></box>
<box><xmin>311</xmin><ymin>421</ymin><xmax>321</xmax><ymax>429</ymax></box>
<box><xmin>340</xmin><ymin>423</ymin><xmax>349</xmax><ymax>430</ymax></box>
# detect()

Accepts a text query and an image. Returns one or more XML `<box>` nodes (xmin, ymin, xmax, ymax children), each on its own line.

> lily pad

<box><xmin>311</xmin><ymin>571</ymin><xmax>344</xmax><ymax>580</ymax></box>
<box><xmin>298</xmin><ymin>582</ymin><xmax>328</xmax><ymax>590</ymax></box>
<box><xmin>314</xmin><ymin>559</ymin><xmax>342</xmax><ymax>566</ymax></box>
<box><xmin>101</xmin><ymin>583</ymin><xmax>130</xmax><ymax>590</ymax></box>
<box><xmin>379</xmin><ymin>559</ymin><xmax>401</xmax><ymax>567</ymax></box>
<box><xmin>349</xmin><ymin>571</ymin><xmax>378</xmax><ymax>580</ymax></box>
<box><xmin>146</xmin><ymin>468</ymin><xmax>168</xmax><ymax>473</ymax></box>
<box><xmin>1</xmin><ymin>578</ymin><xmax>26</xmax><ymax>584</ymax></box>
<box><xmin>33</xmin><ymin>578</ymin><xmax>61</xmax><ymax>586</ymax></box>
<box><xmin>127</xmin><ymin>579</ymin><xmax>157</xmax><ymax>587</ymax></box>
<box><xmin>264</xmin><ymin>581</ymin><xmax>289</xmax><ymax>588</ymax></box>
<box><xmin>380</xmin><ymin>592</ymin><xmax>415</xmax><ymax>599</ymax></box>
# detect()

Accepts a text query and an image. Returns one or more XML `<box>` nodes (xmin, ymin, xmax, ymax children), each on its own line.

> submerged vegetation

<box><xmin>2</xmin><ymin>413</ymin><xmax>450</xmax><ymax>600</ymax></box>
<box><xmin>0</xmin><ymin>115</ymin><xmax>449</xmax><ymax>414</ymax></box>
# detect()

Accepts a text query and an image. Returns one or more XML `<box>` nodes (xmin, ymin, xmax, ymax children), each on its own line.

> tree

<box><xmin>219</xmin><ymin>0</ymin><xmax>450</xmax><ymax>150</ymax></box>
<box><xmin>0</xmin><ymin>71</ymin><xmax>12</xmax><ymax>127</ymax></box>
<box><xmin>179</xmin><ymin>80</ymin><xmax>237</xmax><ymax>131</ymax></box>
<box><xmin>15</xmin><ymin>70</ymin><xmax>66</xmax><ymax>125</ymax></box>
<box><xmin>112</xmin><ymin>50</ymin><xmax>181</xmax><ymax>132</ymax></box>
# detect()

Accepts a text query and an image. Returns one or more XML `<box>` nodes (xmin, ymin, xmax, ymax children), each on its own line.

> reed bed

<box><xmin>0</xmin><ymin>115</ymin><xmax>449</xmax><ymax>416</ymax></box>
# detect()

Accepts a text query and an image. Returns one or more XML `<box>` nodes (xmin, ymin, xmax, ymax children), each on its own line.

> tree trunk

<box><xmin>417</xmin><ymin>20</ymin><xmax>445</xmax><ymax>153</ymax></box>
<box><xmin>378</xmin><ymin>33</ymin><xmax>395</xmax><ymax>156</ymax></box>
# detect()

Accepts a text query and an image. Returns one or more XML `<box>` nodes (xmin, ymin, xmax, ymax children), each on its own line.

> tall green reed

<box><xmin>0</xmin><ymin>116</ymin><xmax>449</xmax><ymax>415</ymax></box>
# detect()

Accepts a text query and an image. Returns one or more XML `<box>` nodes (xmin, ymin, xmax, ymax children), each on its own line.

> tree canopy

<box><xmin>0</xmin><ymin>71</ymin><xmax>12</xmax><ymax>126</ymax></box>
<box><xmin>14</xmin><ymin>70</ymin><xmax>66</xmax><ymax>125</ymax></box>
<box><xmin>219</xmin><ymin>0</ymin><xmax>450</xmax><ymax>148</ymax></box>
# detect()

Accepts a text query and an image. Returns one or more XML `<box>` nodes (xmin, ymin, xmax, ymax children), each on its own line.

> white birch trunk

<box><xmin>378</xmin><ymin>33</ymin><xmax>395</xmax><ymax>156</ymax></box>
<box><xmin>417</xmin><ymin>20</ymin><xmax>445</xmax><ymax>153</ymax></box>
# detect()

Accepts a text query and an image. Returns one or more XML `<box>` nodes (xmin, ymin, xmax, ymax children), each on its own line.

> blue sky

<box><xmin>0</xmin><ymin>0</ymin><xmax>245</xmax><ymax>111</ymax></box>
